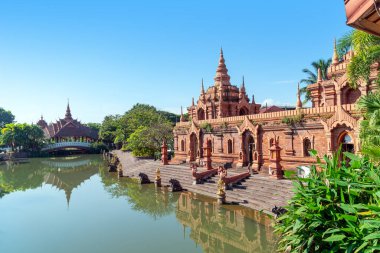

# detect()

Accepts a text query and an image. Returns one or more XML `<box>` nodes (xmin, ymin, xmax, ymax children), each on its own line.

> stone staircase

<box><xmin>114</xmin><ymin>150</ymin><xmax>295</xmax><ymax>216</ymax></box>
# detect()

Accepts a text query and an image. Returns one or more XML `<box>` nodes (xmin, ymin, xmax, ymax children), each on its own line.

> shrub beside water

<box><xmin>275</xmin><ymin>151</ymin><xmax>380</xmax><ymax>252</ymax></box>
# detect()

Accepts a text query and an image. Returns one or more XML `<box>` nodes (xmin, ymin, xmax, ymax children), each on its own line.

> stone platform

<box><xmin>113</xmin><ymin>150</ymin><xmax>294</xmax><ymax>216</ymax></box>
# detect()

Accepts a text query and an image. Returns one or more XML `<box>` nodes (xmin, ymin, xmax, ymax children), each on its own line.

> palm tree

<box><xmin>337</xmin><ymin>30</ymin><xmax>380</xmax><ymax>87</ymax></box>
<box><xmin>300</xmin><ymin>58</ymin><xmax>332</xmax><ymax>104</ymax></box>
<box><xmin>338</xmin><ymin>29</ymin><xmax>380</xmax><ymax>161</ymax></box>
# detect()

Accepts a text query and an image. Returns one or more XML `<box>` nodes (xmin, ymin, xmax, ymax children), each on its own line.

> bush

<box><xmin>275</xmin><ymin>151</ymin><xmax>380</xmax><ymax>252</ymax></box>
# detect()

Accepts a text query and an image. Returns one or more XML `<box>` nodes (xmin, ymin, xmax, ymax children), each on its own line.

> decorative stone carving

<box><xmin>138</xmin><ymin>173</ymin><xmax>150</xmax><ymax>184</ymax></box>
<box><xmin>169</xmin><ymin>179</ymin><xmax>183</xmax><ymax>192</ymax></box>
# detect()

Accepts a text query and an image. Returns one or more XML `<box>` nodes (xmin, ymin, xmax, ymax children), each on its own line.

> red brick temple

<box><xmin>37</xmin><ymin>103</ymin><xmax>98</xmax><ymax>152</ymax></box>
<box><xmin>173</xmin><ymin>45</ymin><xmax>377</xmax><ymax>171</ymax></box>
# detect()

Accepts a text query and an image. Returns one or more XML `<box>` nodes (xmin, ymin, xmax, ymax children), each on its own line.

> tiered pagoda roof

<box><xmin>37</xmin><ymin>103</ymin><xmax>98</xmax><ymax>140</ymax></box>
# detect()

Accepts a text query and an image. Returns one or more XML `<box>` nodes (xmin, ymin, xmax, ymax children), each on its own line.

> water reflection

<box><xmin>176</xmin><ymin>193</ymin><xmax>276</xmax><ymax>253</ymax></box>
<box><xmin>0</xmin><ymin>155</ymin><xmax>276</xmax><ymax>253</ymax></box>
<box><xmin>0</xmin><ymin>155</ymin><xmax>101</xmax><ymax>204</ymax></box>
<box><xmin>99</xmin><ymin>168</ymin><xmax>179</xmax><ymax>219</ymax></box>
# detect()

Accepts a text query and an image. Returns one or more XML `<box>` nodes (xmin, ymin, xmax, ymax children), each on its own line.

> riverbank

<box><xmin>113</xmin><ymin>150</ymin><xmax>294</xmax><ymax>216</ymax></box>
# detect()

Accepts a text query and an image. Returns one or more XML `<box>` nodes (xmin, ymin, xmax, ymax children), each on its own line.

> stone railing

<box><xmin>41</xmin><ymin>141</ymin><xmax>92</xmax><ymax>151</ymax></box>
<box><xmin>175</xmin><ymin>104</ymin><xmax>357</xmax><ymax>127</ymax></box>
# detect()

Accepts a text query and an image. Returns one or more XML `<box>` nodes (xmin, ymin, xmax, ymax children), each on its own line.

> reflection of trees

<box><xmin>0</xmin><ymin>155</ymin><xmax>102</xmax><ymax>201</ymax></box>
<box><xmin>99</xmin><ymin>169</ymin><xmax>179</xmax><ymax>219</ymax></box>
<box><xmin>176</xmin><ymin>193</ymin><xmax>277</xmax><ymax>253</ymax></box>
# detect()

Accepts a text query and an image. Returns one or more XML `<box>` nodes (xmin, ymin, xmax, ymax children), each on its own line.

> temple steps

<box><xmin>113</xmin><ymin>151</ymin><xmax>295</xmax><ymax>215</ymax></box>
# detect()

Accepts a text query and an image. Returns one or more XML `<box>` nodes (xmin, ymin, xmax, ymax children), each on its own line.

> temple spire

<box><xmin>317</xmin><ymin>68</ymin><xmax>322</xmax><ymax>82</ymax></box>
<box><xmin>296</xmin><ymin>82</ymin><xmax>302</xmax><ymax>109</ymax></box>
<box><xmin>65</xmin><ymin>100</ymin><xmax>72</xmax><ymax>120</ymax></box>
<box><xmin>192</xmin><ymin>97</ymin><xmax>195</xmax><ymax>107</ymax></box>
<box><xmin>332</xmin><ymin>38</ymin><xmax>339</xmax><ymax>65</ymax></box>
<box><xmin>214</xmin><ymin>48</ymin><xmax>230</xmax><ymax>87</ymax></box>
<box><xmin>180</xmin><ymin>106</ymin><xmax>185</xmax><ymax>122</ymax></box>
<box><xmin>201</xmin><ymin>78</ymin><xmax>205</xmax><ymax>94</ymax></box>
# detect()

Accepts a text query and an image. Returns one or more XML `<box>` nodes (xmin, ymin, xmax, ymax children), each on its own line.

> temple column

<box><xmin>174</xmin><ymin>135</ymin><xmax>178</xmax><ymax>151</ymax></box>
<box><xmin>336</xmin><ymin>89</ymin><xmax>342</xmax><ymax>106</ymax></box>
<box><xmin>326</xmin><ymin>131</ymin><xmax>333</xmax><ymax>156</ymax></box>
<box><xmin>284</xmin><ymin>129</ymin><xmax>294</xmax><ymax>156</ymax></box>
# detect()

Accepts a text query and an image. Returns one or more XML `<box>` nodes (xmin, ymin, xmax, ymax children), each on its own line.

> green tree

<box><xmin>99</xmin><ymin>115</ymin><xmax>121</xmax><ymax>146</ymax></box>
<box><xmin>0</xmin><ymin>107</ymin><xmax>15</xmax><ymax>128</ymax></box>
<box><xmin>126</xmin><ymin>118</ymin><xmax>173</xmax><ymax>157</ymax></box>
<box><xmin>85</xmin><ymin>122</ymin><xmax>101</xmax><ymax>132</ymax></box>
<box><xmin>337</xmin><ymin>30</ymin><xmax>380</xmax><ymax>87</ymax></box>
<box><xmin>300</xmin><ymin>59</ymin><xmax>332</xmax><ymax>104</ymax></box>
<box><xmin>1</xmin><ymin>123</ymin><xmax>45</xmax><ymax>151</ymax></box>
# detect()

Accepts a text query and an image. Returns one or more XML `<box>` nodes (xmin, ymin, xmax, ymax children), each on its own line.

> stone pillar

<box><xmin>326</xmin><ymin>132</ymin><xmax>333</xmax><ymax>156</ymax></box>
<box><xmin>336</xmin><ymin>89</ymin><xmax>342</xmax><ymax>106</ymax></box>
<box><xmin>174</xmin><ymin>135</ymin><xmax>178</xmax><ymax>151</ymax></box>
<box><xmin>203</xmin><ymin>141</ymin><xmax>212</xmax><ymax>170</ymax></box>
<box><xmin>236</xmin><ymin>134</ymin><xmax>244</xmax><ymax>167</ymax></box>
<box><xmin>269</xmin><ymin>141</ymin><xmax>283</xmax><ymax>179</ymax></box>
<box><xmin>284</xmin><ymin>129</ymin><xmax>294</xmax><ymax>156</ymax></box>
<box><xmin>161</xmin><ymin>140</ymin><xmax>168</xmax><ymax>165</ymax></box>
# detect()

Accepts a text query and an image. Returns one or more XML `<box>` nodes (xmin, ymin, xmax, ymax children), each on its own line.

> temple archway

<box><xmin>239</xmin><ymin>107</ymin><xmax>249</xmax><ymax>116</ymax></box>
<box><xmin>189</xmin><ymin>133</ymin><xmax>198</xmax><ymax>162</ymax></box>
<box><xmin>242</xmin><ymin>130</ymin><xmax>255</xmax><ymax>166</ymax></box>
<box><xmin>197</xmin><ymin>108</ymin><xmax>205</xmax><ymax>120</ymax></box>
<box><xmin>227</xmin><ymin>139</ymin><xmax>233</xmax><ymax>154</ymax></box>
<box><xmin>338</xmin><ymin>132</ymin><xmax>354</xmax><ymax>153</ymax></box>
<box><xmin>303</xmin><ymin>138</ymin><xmax>312</xmax><ymax>157</ymax></box>
<box><xmin>341</xmin><ymin>86</ymin><xmax>361</xmax><ymax>105</ymax></box>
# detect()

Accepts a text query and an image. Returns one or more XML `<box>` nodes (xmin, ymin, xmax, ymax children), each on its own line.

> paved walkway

<box><xmin>113</xmin><ymin>150</ymin><xmax>295</xmax><ymax>216</ymax></box>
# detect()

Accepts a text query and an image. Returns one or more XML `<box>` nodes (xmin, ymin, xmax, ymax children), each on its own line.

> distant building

<box><xmin>37</xmin><ymin>103</ymin><xmax>98</xmax><ymax>152</ymax></box>
<box><xmin>173</xmin><ymin>46</ymin><xmax>373</xmax><ymax>171</ymax></box>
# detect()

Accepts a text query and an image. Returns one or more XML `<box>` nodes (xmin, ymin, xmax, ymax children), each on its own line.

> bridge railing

<box><xmin>41</xmin><ymin>141</ymin><xmax>92</xmax><ymax>151</ymax></box>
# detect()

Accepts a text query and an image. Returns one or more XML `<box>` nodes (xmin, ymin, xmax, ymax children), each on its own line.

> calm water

<box><xmin>0</xmin><ymin>155</ymin><xmax>276</xmax><ymax>253</ymax></box>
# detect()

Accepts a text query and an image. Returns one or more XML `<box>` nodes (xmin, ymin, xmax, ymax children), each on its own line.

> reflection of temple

<box><xmin>174</xmin><ymin>47</ymin><xmax>374</xmax><ymax>170</ymax></box>
<box><xmin>37</xmin><ymin>102</ymin><xmax>98</xmax><ymax>153</ymax></box>
<box><xmin>43</xmin><ymin>158</ymin><xmax>99</xmax><ymax>206</ymax></box>
<box><xmin>176</xmin><ymin>193</ymin><xmax>276</xmax><ymax>253</ymax></box>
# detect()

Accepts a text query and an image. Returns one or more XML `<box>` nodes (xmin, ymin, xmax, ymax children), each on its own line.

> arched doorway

<box><xmin>189</xmin><ymin>133</ymin><xmax>198</xmax><ymax>162</ymax></box>
<box><xmin>197</xmin><ymin>108</ymin><xmax>205</xmax><ymax>120</ymax></box>
<box><xmin>303</xmin><ymin>138</ymin><xmax>312</xmax><ymax>157</ymax></box>
<box><xmin>338</xmin><ymin>132</ymin><xmax>354</xmax><ymax>153</ymax></box>
<box><xmin>242</xmin><ymin>130</ymin><xmax>255</xmax><ymax>166</ymax></box>
<box><xmin>239</xmin><ymin>107</ymin><xmax>249</xmax><ymax>116</ymax></box>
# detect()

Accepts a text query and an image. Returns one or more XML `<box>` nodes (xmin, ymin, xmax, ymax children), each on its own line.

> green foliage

<box><xmin>337</xmin><ymin>30</ymin><xmax>380</xmax><ymax>87</ymax></box>
<box><xmin>300</xmin><ymin>59</ymin><xmax>332</xmax><ymax>104</ymax></box>
<box><xmin>282</xmin><ymin>114</ymin><xmax>304</xmax><ymax>126</ymax></box>
<box><xmin>357</xmin><ymin>92</ymin><xmax>380</xmax><ymax>162</ymax></box>
<box><xmin>90</xmin><ymin>142</ymin><xmax>109</xmax><ymax>153</ymax></box>
<box><xmin>85</xmin><ymin>122</ymin><xmax>101</xmax><ymax>132</ymax></box>
<box><xmin>0</xmin><ymin>123</ymin><xmax>46</xmax><ymax>152</ymax></box>
<box><xmin>200</xmin><ymin>122</ymin><xmax>213</xmax><ymax>132</ymax></box>
<box><xmin>99</xmin><ymin>104</ymin><xmax>175</xmax><ymax>155</ymax></box>
<box><xmin>99</xmin><ymin>115</ymin><xmax>121</xmax><ymax>145</ymax></box>
<box><xmin>0</xmin><ymin>107</ymin><xmax>15</xmax><ymax>129</ymax></box>
<box><xmin>275</xmin><ymin>151</ymin><xmax>380</xmax><ymax>252</ymax></box>
<box><xmin>126</xmin><ymin>117</ymin><xmax>173</xmax><ymax>157</ymax></box>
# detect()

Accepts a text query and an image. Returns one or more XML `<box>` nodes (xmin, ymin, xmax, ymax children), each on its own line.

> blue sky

<box><xmin>0</xmin><ymin>0</ymin><xmax>351</xmax><ymax>124</ymax></box>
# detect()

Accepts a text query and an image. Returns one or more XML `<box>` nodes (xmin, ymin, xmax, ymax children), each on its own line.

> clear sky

<box><xmin>0</xmin><ymin>0</ymin><xmax>351</xmax><ymax>124</ymax></box>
